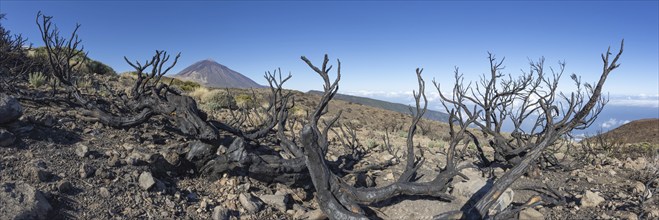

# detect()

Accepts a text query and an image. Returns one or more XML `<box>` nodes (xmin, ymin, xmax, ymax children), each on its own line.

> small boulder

<box><xmin>238</xmin><ymin>193</ymin><xmax>263</xmax><ymax>213</ymax></box>
<box><xmin>75</xmin><ymin>144</ymin><xmax>90</xmax><ymax>158</ymax></box>
<box><xmin>452</xmin><ymin>168</ymin><xmax>514</xmax><ymax>214</ymax></box>
<box><xmin>30</xmin><ymin>167</ymin><xmax>51</xmax><ymax>182</ymax></box>
<box><xmin>107</xmin><ymin>155</ymin><xmax>121</xmax><ymax>167</ymax></box>
<box><xmin>301</xmin><ymin>209</ymin><xmax>328</xmax><ymax>220</ymax></box>
<box><xmin>383</xmin><ymin>172</ymin><xmax>395</xmax><ymax>181</ymax></box>
<box><xmin>631</xmin><ymin>181</ymin><xmax>646</xmax><ymax>195</ymax></box>
<box><xmin>452</xmin><ymin>168</ymin><xmax>486</xmax><ymax>198</ymax></box>
<box><xmin>99</xmin><ymin>187</ymin><xmax>111</xmax><ymax>198</ymax></box>
<box><xmin>138</xmin><ymin>172</ymin><xmax>156</xmax><ymax>190</ymax></box>
<box><xmin>57</xmin><ymin>181</ymin><xmax>73</xmax><ymax>193</ymax></box>
<box><xmin>212</xmin><ymin>206</ymin><xmax>230</xmax><ymax>220</ymax></box>
<box><xmin>149</xmin><ymin>153</ymin><xmax>177</xmax><ymax>177</ymax></box>
<box><xmin>623</xmin><ymin>157</ymin><xmax>647</xmax><ymax>170</ymax></box>
<box><xmin>493</xmin><ymin>167</ymin><xmax>506</xmax><ymax>178</ymax></box>
<box><xmin>125</xmin><ymin>153</ymin><xmax>142</xmax><ymax>166</ymax></box>
<box><xmin>380</xmin><ymin>153</ymin><xmax>394</xmax><ymax>162</ymax></box>
<box><xmin>187</xmin><ymin>192</ymin><xmax>199</xmax><ymax>202</ymax></box>
<box><xmin>94</xmin><ymin>166</ymin><xmax>115</xmax><ymax>180</ymax></box>
<box><xmin>79</xmin><ymin>163</ymin><xmax>95</xmax><ymax>178</ymax></box>
<box><xmin>0</xmin><ymin>129</ymin><xmax>16</xmax><ymax>147</ymax></box>
<box><xmin>0</xmin><ymin>93</ymin><xmax>22</xmax><ymax>124</ymax></box>
<box><xmin>259</xmin><ymin>194</ymin><xmax>288</xmax><ymax>211</ymax></box>
<box><xmin>186</xmin><ymin>141</ymin><xmax>216</xmax><ymax>168</ymax></box>
<box><xmin>519</xmin><ymin>208</ymin><xmax>544</xmax><ymax>220</ymax></box>
<box><xmin>580</xmin><ymin>190</ymin><xmax>605</xmax><ymax>207</ymax></box>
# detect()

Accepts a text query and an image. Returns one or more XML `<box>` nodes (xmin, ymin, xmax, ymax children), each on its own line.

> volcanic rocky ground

<box><xmin>0</xmin><ymin>83</ymin><xmax>657</xmax><ymax>219</ymax></box>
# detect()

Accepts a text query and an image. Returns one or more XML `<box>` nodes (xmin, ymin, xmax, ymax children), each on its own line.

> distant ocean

<box><xmin>346</xmin><ymin>92</ymin><xmax>658</xmax><ymax>138</ymax></box>
<box><xmin>457</xmin><ymin>105</ymin><xmax>658</xmax><ymax>139</ymax></box>
<box><xmin>499</xmin><ymin>105</ymin><xmax>658</xmax><ymax>138</ymax></box>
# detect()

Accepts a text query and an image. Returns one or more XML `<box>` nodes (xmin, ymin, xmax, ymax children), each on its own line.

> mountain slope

<box><xmin>591</xmin><ymin>118</ymin><xmax>659</xmax><ymax>144</ymax></box>
<box><xmin>307</xmin><ymin>90</ymin><xmax>450</xmax><ymax>123</ymax></box>
<box><xmin>173</xmin><ymin>59</ymin><xmax>262</xmax><ymax>89</ymax></box>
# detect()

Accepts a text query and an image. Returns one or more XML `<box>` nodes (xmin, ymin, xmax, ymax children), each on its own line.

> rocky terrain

<box><xmin>1</xmin><ymin>83</ymin><xmax>657</xmax><ymax>219</ymax></box>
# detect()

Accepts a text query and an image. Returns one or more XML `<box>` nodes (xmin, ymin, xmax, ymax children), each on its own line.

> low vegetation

<box><xmin>28</xmin><ymin>71</ymin><xmax>47</xmax><ymax>88</ymax></box>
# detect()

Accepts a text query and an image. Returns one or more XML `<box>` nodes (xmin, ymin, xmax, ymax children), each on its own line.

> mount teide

<box><xmin>173</xmin><ymin>59</ymin><xmax>262</xmax><ymax>89</ymax></box>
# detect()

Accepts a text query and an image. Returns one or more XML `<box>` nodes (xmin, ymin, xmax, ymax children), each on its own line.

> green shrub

<box><xmin>290</xmin><ymin>106</ymin><xmax>308</xmax><ymax>118</ymax></box>
<box><xmin>76</xmin><ymin>77</ymin><xmax>92</xmax><ymax>89</ymax></box>
<box><xmin>28</xmin><ymin>72</ymin><xmax>47</xmax><ymax>88</ymax></box>
<box><xmin>162</xmin><ymin>76</ymin><xmax>200</xmax><ymax>92</ymax></box>
<box><xmin>366</xmin><ymin>139</ymin><xmax>378</xmax><ymax>149</ymax></box>
<box><xmin>234</xmin><ymin>94</ymin><xmax>254</xmax><ymax>109</ymax></box>
<box><xmin>203</xmin><ymin>90</ymin><xmax>237</xmax><ymax>111</ymax></box>
<box><xmin>428</xmin><ymin>141</ymin><xmax>444</xmax><ymax>149</ymax></box>
<box><xmin>178</xmin><ymin>80</ymin><xmax>200</xmax><ymax>92</ymax></box>
<box><xmin>120</xmin><ymin>71</ymin><xmax>138</xmax><ymax>79</ymax></box>
<box><xmin>85</xmin><ymin>60</ymin><xmax>115</xmax><ymax>75</ymax></box>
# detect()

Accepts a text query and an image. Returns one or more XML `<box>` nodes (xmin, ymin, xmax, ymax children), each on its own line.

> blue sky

<box><xmin>1</xmin><ymin>1</ymin><xmax>658</xmax><ymax>108</ymax></box>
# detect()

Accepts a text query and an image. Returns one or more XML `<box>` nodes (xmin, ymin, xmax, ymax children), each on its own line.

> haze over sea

<box><xmin>345</xmin><ymin>92</ymin><xmax>658</xmax><ymax>137</ymax></box>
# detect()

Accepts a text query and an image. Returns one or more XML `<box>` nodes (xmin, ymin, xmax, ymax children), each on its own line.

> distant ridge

<box><xmin>307</xmin><ymin>90</ymin><xmax>450</xmax><ymax>123</ymax></box>
<box><xmin>173</xmin><ymin>59</ymin><xmax>262</xmax><ymax>89</ymax></box>
<box><xmin>588</xmin><ymin>118</ymin><xmax>659</xmax><ymax>145</ymax></box>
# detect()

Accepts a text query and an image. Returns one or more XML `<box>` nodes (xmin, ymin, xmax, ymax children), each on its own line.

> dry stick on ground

<box><xmin>381</xmin><ymin>128</ymin><xmax>400</xmax><ymax>158</ymax></box>
<box><xmin>431</xmin><ymin>40</ymin><xmax>624</xmax><ymax>219</ymax></box>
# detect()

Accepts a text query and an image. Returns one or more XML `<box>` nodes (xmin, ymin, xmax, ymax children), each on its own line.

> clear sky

<box><xmin>1</xmin><ymin>1</ymin><xmax>658</xmax><ymax>103</ymax></box>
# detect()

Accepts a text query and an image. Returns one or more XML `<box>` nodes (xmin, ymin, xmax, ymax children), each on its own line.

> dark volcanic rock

<box><xmin>212</xmin><ymin>206</ymin><xmax>230</xmax><ymax>220</ymax></box>
<box><xmin>0</xmin><ymin>93</ymin><xmax>22</xmax><ymax>124</ymax></box>
<box><xmin>186</xmin><ymin>141</ymin><xmax>216</xmax><ymax>168</ymax></box>
<box><xmin>238</xmin><ymin>193</ymin><xmax>263</xmax><ymax>213</ymax></box>
<box><xmin>79</xmin><ymin>163</ymin><xmax>95</xmax><ymax>178</ymax></box>
<box><xmin>57</xmin><ymin>181</ymin><xmax>73</xmax><ymax>193</ymax></box>
<box><xmin>0</xmin><ymin>129</ymin><xmax>15</xmax><ymax>147</ymax></box>
<box><xmin>30</xmin><ymin>167</ymin><xmax>51</xmax><ymax>182</ymax></box>
<box><xmin>0</xmin><ymin>182</ymin><xmax>52</xmax><ymax>220</ymax></box>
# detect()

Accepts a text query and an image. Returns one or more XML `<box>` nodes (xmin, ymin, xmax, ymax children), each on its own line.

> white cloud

<box><xmin>344</xmin><ymin>90</ymin><xmax>410</xmax><ymax>98</ymax></box>
<box><xmin>607</xmin><ymin>94</ymin><xmax>659</xmax><ymax>108</ymax></box>
<box><xmin>571</xmin><ymin>133</ymin><xmax>588</xmax><ymax>141</ymax></box>
<box><xmin>344</xmin><ymin>90</ymin><xmax>447</xmax><ymax>104</ymax></box>
<box><xmin>343</xmin><ymin>90</ymin><xmax>457</xmax><ymax>113</ymax></box>
<box><xmin>601</xmin><ymin>118</ymin><xmax>630</xmax><ymax>129</ymax></box>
